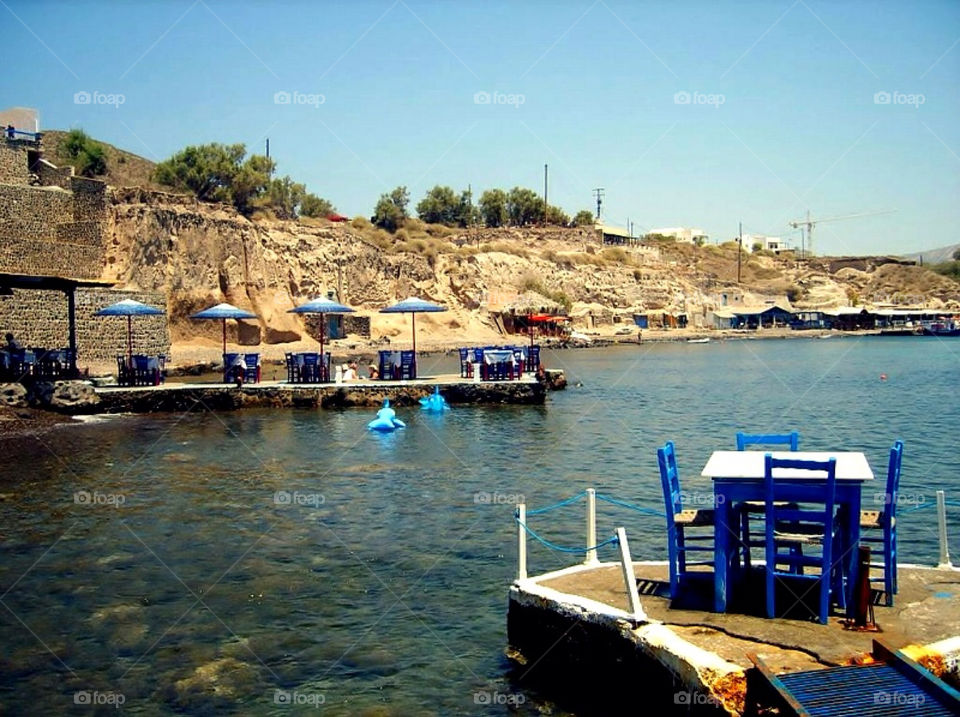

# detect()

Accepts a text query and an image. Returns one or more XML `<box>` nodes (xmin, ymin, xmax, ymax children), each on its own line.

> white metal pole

<box><xmin>937</xmin><ymin>490</ymin><xmax>952</xmax><ymax>569</ymax></box>
<box><xmin>517</xmin><ymin>504</ymin><xmax>527</xmax><ymax>580</ymax></box>
<box><xmin>616</xmin><ymin>527</ymin><xmax>646</xmax><ymax>621</ymax></box>
<box><xmin>585</xmin><ymin>488</ymin><xmax>598</xmax><ymax>565</ymax></box>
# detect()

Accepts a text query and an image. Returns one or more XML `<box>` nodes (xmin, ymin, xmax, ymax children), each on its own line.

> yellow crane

<box><xmin>788</xmin><ymin>209</ymin><xmax>895</xmax><ymax>258</ymax></box>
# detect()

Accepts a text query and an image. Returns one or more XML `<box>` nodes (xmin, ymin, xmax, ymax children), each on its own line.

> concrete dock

<box><xmin>508</xmin><ymin>561</ymin><xmax>960</xmax><ymax>715</ymax></box>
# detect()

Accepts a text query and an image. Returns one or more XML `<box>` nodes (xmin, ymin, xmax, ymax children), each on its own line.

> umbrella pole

<box><xmin>411</xmin><ymin>312</ymin><xmax>417</xmax><ymax>377</ymax></box>
<box><xmin>319</xmin><ymin>316</ymin><xmax>325</xmax><ymax>382</ymax></box>
<box><xmin>221</xmin><ymin>319</ymin><xmax>227</xmax><ymax>357</ymax></box>
<box><xmin>127</xmin><ymin>315</ymin><xmax>132</xmax><ymax>368</ymax></box>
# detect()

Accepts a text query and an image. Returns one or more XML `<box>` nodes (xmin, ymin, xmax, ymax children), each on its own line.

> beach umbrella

<box><xmin>94</xmin><ymin>299</ymin><xmax>165</xmax><ymax>366</ymax></box>
<box><xmin>288</xmin><ymin>298</ymin><xmax>355</xmax><ymax>371</ymax></box>
<box><xmin>379</xmin><ymin>297</ymin><xmax>447</xmax><ymax>374</ymax></box>
<box><xmin>190</xmin><ymin>303</ymin><xmax>258</xmax><ymax>356</ymax></box>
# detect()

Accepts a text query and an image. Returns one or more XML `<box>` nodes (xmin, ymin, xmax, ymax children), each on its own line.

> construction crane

<box><xmin>788</xmin><ymin>209</ymin><xmax>895</xmax><ymax>259</ymax></box>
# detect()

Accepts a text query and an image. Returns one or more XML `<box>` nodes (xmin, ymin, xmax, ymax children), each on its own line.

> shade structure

<box><xmin>190</xmin><ymin>303</ymin><xmax>258</xmax><ymax>356</ymax></box>
<box><xmin>379</xmin><ymin>297</ymin><xmax>447</xmax><ymax>376</ymax></box>
<box><xmin>288</xmin><ymin>298</ymin><xmax>355</xmax><ymax>378</ymax></box>
<box><xmin>94</xmin><ymin>299</ymin><xmax>165</xmax><ymax>366</ymax></box>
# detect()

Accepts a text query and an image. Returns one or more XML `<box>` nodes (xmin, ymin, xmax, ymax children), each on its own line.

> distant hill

<box><xmin>42</xmin><ymin>129</ymin><xmax>176</xmax><ymax>191</ymax></box>
<box><xmin>901</xmin><ymin>243</ymin><xmax>959</xmax><ymax>265</ymax></box>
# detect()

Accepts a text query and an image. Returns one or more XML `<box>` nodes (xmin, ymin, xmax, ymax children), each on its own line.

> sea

<box><xmin>0</xmin><ymin>336</ymin><xmax>957</xmax><ymax>715</ymax></box>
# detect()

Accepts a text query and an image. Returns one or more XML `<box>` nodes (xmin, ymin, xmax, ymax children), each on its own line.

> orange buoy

<box><xmin>879</xmin><ymin>373</ymin><xmax>888</xmax><ymax>381</ymax></box>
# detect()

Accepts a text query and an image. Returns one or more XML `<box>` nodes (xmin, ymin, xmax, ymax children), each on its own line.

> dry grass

<box><xmin>43</xmin><ymin>129</ymin><xmax>172</xmax><ymax>190</ymax></box>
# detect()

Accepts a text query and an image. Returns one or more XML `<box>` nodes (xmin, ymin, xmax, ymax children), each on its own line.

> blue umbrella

<box><xmin>95</xmin><ymin>299</ymin><xmax>165</xmax><ymax>366</ymax></box>
<box><xmin>288</xmin><ymin>298</ymin><xmax>355</xmax><ymax>363</ymax></box>
<box><xmin>379</xmin><ymin>297</ymin><xmax>447</xmax><ymax>374</ymax></box>
<box><xmin>190</xmin><ymin>302</ymin><xmax>258</xmax><ymax>355</ymax></box>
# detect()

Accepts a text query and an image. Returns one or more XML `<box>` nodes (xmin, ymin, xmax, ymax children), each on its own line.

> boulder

<box><xmin>32</xmin><ymin>381</ymin><xmax>101</xmax><ymax>413</ymax></box>
<box><xmin>0</xmin><ymin>383</ymin><xmax>28</xmax><ymax>408</ymax></box>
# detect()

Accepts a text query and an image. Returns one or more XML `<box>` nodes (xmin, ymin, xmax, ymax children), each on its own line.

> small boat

<box><xmin>687</xmin><ymin>338</ymin><xmax>710</xmax><ymax>344</ymax></box>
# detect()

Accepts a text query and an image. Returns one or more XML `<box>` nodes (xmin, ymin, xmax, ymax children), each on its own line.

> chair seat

<box><xmin>773</xmin><ymin>524</ymin><xmax>826</xmax><ymax>544</ymax></box>
<box><xmin>675</xmin><ymin>509</ymin><xmax>715</xmax><ymax>527</ymax></box>
<box><xmin>741</xmin><ymin>500</ymin><xmax>797</xmax><ymax>512</ymax></box>
<box><xmin>859</xmin><ymin>510</ymin><xmax>894</xmax><ymax>530</ymax></box>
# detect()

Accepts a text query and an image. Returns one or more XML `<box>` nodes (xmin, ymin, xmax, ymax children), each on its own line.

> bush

<box><xmin>62</xmin><ymin>129</ymin><xmax>107</xmax><ymax>177</ymax></box>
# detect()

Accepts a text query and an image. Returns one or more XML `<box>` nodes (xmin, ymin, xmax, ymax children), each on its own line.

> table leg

<box><xmin>714</xmin><ymin>489</ymin><xmax>731</xmax><ymax>613</ymax></box>
<box><xmin>844</xmin><ymin>489</ymin><xmax>862</xmax><ymax>619</ymax></box>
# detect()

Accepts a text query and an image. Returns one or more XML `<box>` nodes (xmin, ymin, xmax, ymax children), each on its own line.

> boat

<box><xmin>921</xmin><ymin>319</ymin><xmax>960</xmax><ymax>336</ymax></box>
<box><xmin>687</xmin><ymin>337</ymin><xmax>710</xmax><ymax>344</ymax></box>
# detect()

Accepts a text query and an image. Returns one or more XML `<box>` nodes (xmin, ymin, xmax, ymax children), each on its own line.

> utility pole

<box><xmin>737</xmin><ymin>221</ymin><xmax>742</xmax><ymax>284</ymax></box>
<box><xmin>593</xmin><ymin>188</ymin><xmax>605</xmax><ymax>221</ymax></box>
<box><xmin>265</xmin><ymin>138</ymin><xmax>270</xmax><ymax>158</ymax></box>
<box><xmin>543</xmin><ymin>164</ymin><xmax>548</xmax><ymax>227</ymax></box>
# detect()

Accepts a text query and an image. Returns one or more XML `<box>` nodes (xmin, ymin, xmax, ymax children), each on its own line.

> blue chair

<box><xmin>301</xmin><ymin>353</ymin><xmax>319</xmax><ymax>383</ymax></box>
<box><xmin>527</xmin><ymin>345</ymin><xmax>541</xmax><ymax>373</ymax></box>
<box><xmin>399</xmin><ymin>350</ymin><xmax>416</xmax><ymax>380</ymax></box>
<box><xmin>243</xmin><ymin>353</ymin><xmax>261</xmax><ymax>383</ymax></box>
<box><xmin>736</xmin><ymin>431</ymin><xmax>799</xmax><ymax>451</ymax></box>
<box><xmin>284</xmin><ymin>352</ymin><xmax>299</xmax><ymax>382</ymax></box>
<box><xmin>736</xmin><ymin>432</ymin><xmax>801</xmax><ymax>568</ymax></box>
<box><xmin>763</xmin><ymin>454</ymin><xmax>838</xmax><ymax>624</ymax></box>
<box><xmin>458</xmin><ymin>348</ymin><xmax>471</xmax><ymax>377</ymax></box>
<box><xmin>860</xmin><ymin>440</ymin><xmax>904</xmax><ymax>606</ymax></box>
<box><xmin>657</xmin><ymin>441</ymin><xmax>715</xmax><ymax>600</ymax></box>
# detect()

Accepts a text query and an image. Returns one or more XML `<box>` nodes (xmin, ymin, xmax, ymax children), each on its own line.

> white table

<box><xmin>701</xmin><ymin>450</ymin><xmax>874</xmax><ymax>615</ymax></box>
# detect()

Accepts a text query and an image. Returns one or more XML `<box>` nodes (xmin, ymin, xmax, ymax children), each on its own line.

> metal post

<box><xmin>937</xmin><ymin>490</ymin><xmax>952</xmax><ymax>569</ymax></box>
<box><xmin>517</xmin><ymin>504</ymin><xmax>527</xmax><ymax>581</ymax></box>
<box><xmin>616</xmin><ymin>527</ymin><xmax>645</xmax><ymax>621</ymax></box>
<box><xmin>585</xmin><ymin>489</ymin><xmax>598</xmax><ymax>565</ymax></box>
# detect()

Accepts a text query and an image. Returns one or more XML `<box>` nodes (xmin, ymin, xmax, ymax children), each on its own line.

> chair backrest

<box><xmin>657</xmin><ymin>441</ymin><xmax>683</xmax><ymax>518</ymax></box>
<box><xmin>458</xmin><ymin>348</ymin><xmax>469</xmax><ymax>361</ymax></box>
<box><xmin>400</xmin><ymin>350</ymin><xmax>414</xmax><ymax>364</ymax></box>
<box><xmin>764</xmin><ymin>454</ymin><xmax>837</xmax><ymax>534</ymax></box>
<box><xmin>244</xmin><ymin>353</ymin><xmax>260</xmax><ymax>368</ymax></box>
<box><xmin>473</xmin><ymin>348</ymin><xmax>484</xmax><ymax>363</ymax></box>
<box><xmin>882</xmin><ymin>440</ymin><xmax>904</xmax><ymax>525</ymax></box>
<box><xmin>303</xmin><ymin>353</ymin><xmax>318</xmax><ymax>367</ymax></box>
<box><xmin>528</xmin><ymin>346</ymin><xmax>540</xmax><ymax>366</ymax></box>
<box><xmin>737</xmin><ymin>431</ymin><xmax>799</xmax><ymax>451</ymax></box>
<box><xmin>134</xmin><ymin>355</ymin><xmax>150</xmax><ymax>371</ymax></box>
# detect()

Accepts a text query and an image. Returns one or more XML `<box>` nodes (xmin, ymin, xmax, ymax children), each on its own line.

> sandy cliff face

<box><xmin>100</xmin><ymin>190</ymin><xmax>960</xmax><ymax>348</ymax></box>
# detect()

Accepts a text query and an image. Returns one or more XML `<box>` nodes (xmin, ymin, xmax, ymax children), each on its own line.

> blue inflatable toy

<box><xmin>367</xmin><ymin>398</ymin><xmax>406</xmax><ymax>431</ymax></box>
<box><xmin>419</xmin><ymin>386</ymin><xmax>450</xmax><ymax>413</ymax></box>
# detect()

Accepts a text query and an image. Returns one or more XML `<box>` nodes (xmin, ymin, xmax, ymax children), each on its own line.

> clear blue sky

<box><xmin>3</xmin><ymin>0</ymin><xmax>958</xmax><ymax>255</ymax></box>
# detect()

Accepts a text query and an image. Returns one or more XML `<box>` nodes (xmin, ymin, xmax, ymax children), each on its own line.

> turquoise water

<box><xmin>0</xmin><ymin>336</ymin><xmax>957</xmax><ymax>715</ymax></box>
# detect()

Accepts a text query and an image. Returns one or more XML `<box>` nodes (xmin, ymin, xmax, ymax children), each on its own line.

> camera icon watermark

<box><xmin>74</xmin><ymin>690</ymin><xmax>126</xmax><ymax>707</ymax></box>
<box><xmin>873</xmin><ymin>90</ymin><xmax>924</xmax><ymax>108</ymax></box>
<box><xmin>473</xmin><ymin>690</ymin><xmax>526</xmax><ymax>706</ymax></box>
<box><xmin>474</xmin><ymin>491</ymin><xmax>525</xmax><ymax>505</ymax></box>
<box><xmin>674</xmin><ymin>90</ymin><xmax>725</xmax><ymax>107</ymax></box>
<box><xmin>274</xmin><ymin>490</ymin><xmax>325</xmax><ymax>507</ymax></box>
<box><xmin>273</xmin><ymin>90</ymin><xmax>325</xmax><ymax>108</ymax></box>
<box><xmin>874</xmin><ymin>690</ymin><xmax>925</xmax><ymax>707</ymax></box>
<box><xmin>273</xmin><ymin>689</ymin><xmax>325</xmax><ymax>707</ymax></box>
<box><xmin>473</xmin><ymin>90</ymin><xmax>525</xmax><ymax>108</ymax></box>
<box><xmin>74</xmin><ymin>490</ymin><xmax>125</xmax><ymax>508</ymax></box>
<box><xmin>73</xmin><ymin>90</ymin><xmax>126</xmax><ymax>108</ymax></box>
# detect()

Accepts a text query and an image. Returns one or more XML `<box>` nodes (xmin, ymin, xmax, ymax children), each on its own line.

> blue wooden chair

<box><xmin>763</xmin><ymin>454</ymin><xmax>838</xmax><ymax>624</ymax></box>
<box><xmin>860</xmin><ymin>440</ymin><xmax>904</xmax><ymax>606</ymax></box>
<box><xmin>736</xmin><ymin>432</ymin><xmax>800</xmax><ymax>568</ymax></box>
<box><xmin>399</xmin><ymin>350</ymin><xmax>416</xmax><ymax>380</ymax></box>
<box><xmin>658</xmin><ymin>441</ymin><xmax>715</xmax><ymax>600</ymax></box>
<box><xmin>458</xmin><ymin>348</ymin><xmax>471</xmax><ymax>377</ymax></box>
<box><xmin>242</xmin><ymin>353</ymin><xmax>261</xmax><ymax>383</ymax></box>
<box><xmin>527</xmin><ymin>346</ymin><xmax>541</xmax><ymax>373</ymax></box>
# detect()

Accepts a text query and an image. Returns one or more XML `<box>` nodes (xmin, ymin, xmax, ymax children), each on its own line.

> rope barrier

<box><xmin>515</xmin><ymin>517</ymin><xmax>619</xmax><ymax>554</ymax></box>
<box><xmin>595</xmin><ymin>492</ymin><xmax>666</xmax><ymax>518</ymax></box>
<box><xmin>525</xmin><ymin>490</ymin><xmax>588</xmax><ymax>516</ymax></box>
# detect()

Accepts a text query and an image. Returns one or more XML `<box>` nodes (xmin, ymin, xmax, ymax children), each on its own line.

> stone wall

<box><xmin>35</xmin><ymin>158</ymin><xmax>73</xmax><ymax>189</ymax></box>
<box><xmin>0</xmin><ymin>140</ymin><xmax>32</xmax><ymax>184</ymax></box>
<box><xmin>0</xmin><ymin>288</ymin><xmax>170</xmax><ymax>370</ymax></box>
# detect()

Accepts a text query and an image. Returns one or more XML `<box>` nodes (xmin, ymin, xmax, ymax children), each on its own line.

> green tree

<box><xmin>506</xmin><ymin>186</ymin><xmax>542</xmax><ymax>226</ymax></box>
<box><xmin>61</xmin><ymin>129</ymin><xmax>107</xmax><ymax>177</ymax></box>
<box><xmin>231</xmin><ymin>154</ymin><xmax>276</xmax><ymax>215</ymax></box>
<box><xmin>372</xmin><ymin>186</ymin><xmax>409</xmax><ymax>231</ymax></box>
<box><xmin>416</xmin><ymin>185</ymin><xmax>460</xmax><ymax>225</ymax></box>
<box><xmin>479</xmin><ymin>189</ymin><xmax>508</xmax><ymax>227</ymax></box>
<box><xmin>546</xmin><ymin>204</ymin><xmax>569</xmax><ymax>226</ymax></box>
<box><xmin>752</xmin><ymin>241</ymin><xmax>763</xmax><ymax>253</ymax></box>
<box><xmin>300</xmin><ymin>193</ymin><xmax>335</xmax><ymax>218</ymax></box>
<box><xmin>261</xmin><ymin>176</ymin><xmax>306</xmax><ymax>220</ymax></box>
<box><xmin>456</xmin><ymin>188</ymin><xmax>479</xmax><ymax>227</ymax></box>
<box><xmin>572</xmin><ymin>210</ymin><xmax>595</xmax><ymax>226</ymax></box>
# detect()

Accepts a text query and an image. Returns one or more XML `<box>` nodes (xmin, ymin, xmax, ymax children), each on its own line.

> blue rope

<box><xmin>595</xmin><ymin>492</ymin><xmax>665</xmax><ymax>518</ymax></box>
<box><xmin>525</xmin><ymin>490</ymin><xmax>588</xmax><ymax>516</ymax></box>
<box><xmin>515</xmin><ymin>518</ymin><xmax>620</xmax><ymax>554</ymax></box>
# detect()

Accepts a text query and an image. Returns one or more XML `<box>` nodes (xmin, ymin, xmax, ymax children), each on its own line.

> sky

<box><xmin>2</xmin><ymin>0</ymin><xmax>959</xmax><ymax>256</ymax></box>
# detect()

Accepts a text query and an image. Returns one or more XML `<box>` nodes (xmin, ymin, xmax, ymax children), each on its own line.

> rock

<box><xmin>0</xmin><ymin>383</ymin><xmax>28</xmax><ymax>408</ymax></box>
<box><xmin>31</xmin><ymin>381</ymin><xmax>101</xmax><ymax>413</ymax></box>
<box><xmin>169</xmin><ymin>657</ymin><xmax>260</xmax><ymax>709</ymax></box>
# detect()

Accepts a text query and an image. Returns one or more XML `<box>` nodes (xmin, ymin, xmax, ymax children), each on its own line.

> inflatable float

<box><xmin>419</xmin><ymin>386</ymin><xmax>450</xmax><ymax>413</ymax></box>
<box><xmin>367</xmin><ymin>398</ymin><xmax>406</xmax><ymax>431</ymax></box>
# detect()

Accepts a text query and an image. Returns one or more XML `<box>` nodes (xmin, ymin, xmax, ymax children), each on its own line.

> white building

<box><xmin>742</xmin><ymin>234</ymin><xmax>788</xmax><ymax>253</ymax></box>
<box><xmin>646</xmin><ymin>227</ymin><xmax>709</xmax><ymax>244</ymax></box>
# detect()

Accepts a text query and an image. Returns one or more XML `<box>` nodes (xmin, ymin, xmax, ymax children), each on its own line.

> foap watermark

<box><xmin>874</xmin><ymin>90</ymin><xmax>925</xmax><ymax>108</ymax></box>
<box><xmin>74</xmin><ymin>490</ymin><xmax>125</xmax><ymax>508</ymax></box>
<box><xmin>274</xmin><ymin>490</ymin><xmax>325</xmax><ymax>507</ymax></box>
<box><xmin>473</xmin><ymin>690</ymin><xmax>526</xmax><ymax>706</ymax></box>
<box><xmin>674</xmin><ymin>90</ymin><xmax>725</xmax><ymax>108</ymax></box>
<box><xmin>874</xmin><ymin>690</ymin><xmax>925</xmax><ymax>708</ymax></box>
<box><xmin>873</xmin><ymin>491</ymin><xmax>925</xmax><ymax>508</ymax></box>
<box><xmin>74</xmin><ymin>90</ymin><xmax>125</xmax><ymax>108</ymax></box>
<box><xmin>74</xmin><ymin>690</ymin><xmax>126</xmax><ymax>708</ymax></box>
<box><xmin>680</xmin><ymin>490</ymin><xmax>724</xmax><ymax>507</ymax></box>
<box><xmin>273</xmin><ymin>90</ymin><xmax>325</xmax><ymax>108</ymax></box>
<box><xmin>273</xmin><ymin>689</ymin><xmax>325</xmax><ymax>707</ymax></box>
<box><xmin>474</xmin><ymin>491</ymin><xmax>524</xmax><ymax>506</ymax></box>
<box><xmin>473</xmin><ymin>90</ymin><xmax>525</xmax><ymax>108</ymax></box>
<box><xmin>674</xmin><ymin>690</ymin><xmax>722</xmax><ymax>707</ymax></box>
